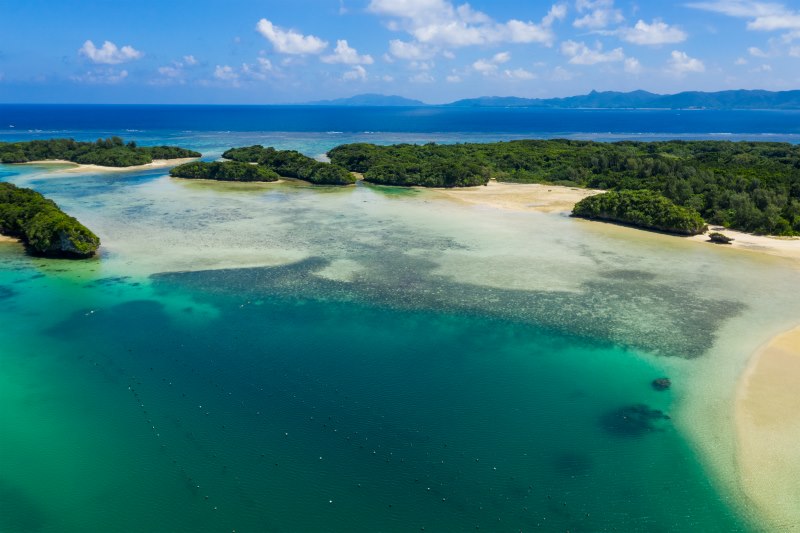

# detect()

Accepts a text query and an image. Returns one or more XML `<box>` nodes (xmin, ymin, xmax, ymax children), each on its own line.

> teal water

<box><xmin>3</xmin><ymin>134</ymin><xmax>800</xmax><ymax>531</ymax></box>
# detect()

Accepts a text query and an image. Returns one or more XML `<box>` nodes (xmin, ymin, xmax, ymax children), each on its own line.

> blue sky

<box><xmin>1</xmin><ymin>0</ymin><xmax>800</xmax><ymax>104</ymax></box>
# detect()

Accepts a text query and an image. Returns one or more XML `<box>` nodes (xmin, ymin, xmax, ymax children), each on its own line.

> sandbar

<box><xmin>22</xmin><ymin>157</ymin><xmax>199</xmax><ymax>173</ymax></box>
<box><xmin>736</xmin><ymin>325</ymin><xmax>800</xmax><ymax>530</ymax></box>
<box><xmin>432</xmin><ymin>180</ymin><xmax>603</xmax><ymax>213</ymax></box>
<box><xmin>0</xmin><ymin>234</ymin><xmax>19</xmax><ymax>244</ymax></box>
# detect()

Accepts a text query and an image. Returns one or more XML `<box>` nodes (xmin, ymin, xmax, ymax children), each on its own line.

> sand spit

<box><xmin>22</xmin><ymin>158</ymin><xmax>199</xmax><ymax>174</ymax></box>
<box><xmin>736</xmin><ymin>325</ymin><xmax>800</xmax><ymax>530</ymax></box>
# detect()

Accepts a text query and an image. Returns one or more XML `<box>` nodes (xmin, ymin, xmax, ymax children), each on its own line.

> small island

<box><xmin>222</xmin><ymin>146</ymin><xmax>356</xmax><ymax>185</ymax></box>
<box><xmin>0</xmin><ymin>137</ymin><xmax>200</xmax><ymax>167</ymax></box>
<box><xmin>572</xmin><ymin>190</ymin><xmax>708</xmax><ymax>235</ymax></box>
<box><xmin>0</xmin><ymin>182</ymin><xmax>99</xmax><ymax>258</ymax></box>
<box><xmin>170</xmin><ymin>161</ymin><xmax>279</xmax><ymax>182</ymax></box>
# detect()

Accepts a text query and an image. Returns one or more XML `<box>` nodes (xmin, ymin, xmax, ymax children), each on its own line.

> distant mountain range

<box><xmin>300</xmin><ymin>90</ymin><xmax>800</xmax><ymax>110</ymax></box>
<box><xmin>301</xmin><ymin>93</ymin><xmax>426</xmax><ymax>106</ymax></box>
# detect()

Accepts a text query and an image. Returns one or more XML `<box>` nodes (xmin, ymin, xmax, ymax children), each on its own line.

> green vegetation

<box><xmin>572</xmin><ymin>190</ymin><xmax>707</xmax><ymax>235</ymax></box>
<box><xmin>328</xmin><ymin>140</ymin><xmax>800</xmax><ymax>235</ymax></box>
<box><xmin>0</xmin><ymin>182</ymin><xmax>99</xmax><ymax>258</ymax></box>
<box><xmin>222</xmin><ymin>145</ymin><xmax>356</xmax><ymax>185</ymax></box>
<box><xmin>0</xmin><ymin>137</ymin><xmax>200</xmax><ymax>167</ymax></box>
<box><xmin>328</xmin><ymin>143</ymin><xmax>489</xmax><ymax>187</ymax></box>
<box><xmin>170</xmin><ymin>161</ymin><xmax>279</xmax><ymax>182</ymax></box>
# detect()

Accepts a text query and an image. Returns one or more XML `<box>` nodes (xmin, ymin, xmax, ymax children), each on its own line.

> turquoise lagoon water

<box><xmin>3</xmin><ymin>125</ymin><xmax>800</xmax><ymax>531</ymax></box>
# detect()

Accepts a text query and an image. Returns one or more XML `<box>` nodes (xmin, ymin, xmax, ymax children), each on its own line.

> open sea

<box><xmin>2</xmin><ymin>105</ymin><xmax>800</xmax><ymax>532</ymax></box>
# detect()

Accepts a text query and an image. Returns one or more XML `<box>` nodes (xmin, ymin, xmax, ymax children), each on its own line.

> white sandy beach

<box><xmin>435</xmin><ymin>180</ymin><xmax>800</xmax><ymax>263</ymax></box>
<box><xmin>736</xmin><ymin>325</ymin><xmax>800</xmax><ymax>530</ymax></box>
<box><xmin>22</xmin><ymin>157</ymin><xmax>199</xmax><ymax>173</ymax></box>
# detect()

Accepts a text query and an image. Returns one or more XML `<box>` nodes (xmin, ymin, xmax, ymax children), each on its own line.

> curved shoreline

<box><xmin>21</xmin><ymin>157</ymin><xmax>199</xmax><ymax>173</ymax></box>
<box><xmin>735</xmin><ymin>325</ymin><xmax>800</xmax><ymax>530</ymax></box>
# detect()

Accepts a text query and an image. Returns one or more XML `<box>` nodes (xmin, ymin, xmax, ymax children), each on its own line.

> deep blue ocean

<box><xmin>2</xmin><ymin>104</ymin><xmax>800</xmax><ymax>139</ymax></box>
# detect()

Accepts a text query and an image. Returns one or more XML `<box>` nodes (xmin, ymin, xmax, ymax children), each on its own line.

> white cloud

<box><xmin>618</xmin><ymin>20</ymin><xmax>687</xmax><ymax>45</ymax></box>
<box><xmin>388</xmin><ymin>39</ymin><xmax>435</xmax><ymax>59</ymax></box>
<box><xmin>322</xmin><ymin>40</ymin><xmax>374</xmax><ymax>64</ymax></box>
<box><xmin>158</xmin><ymin>66</ymin><xmax>182</xmax><ymax>78</ymax></box>
<box><xmin>504</xmin><ymin>67</ymin><xmax>536</xmax><ymax>79</ymax></box>
<box><xmin>748</xmin><ymin>45</ymin><xmax>768</xmax><ymax>56</ymax></box>
<box><xmin>256</xmin><ymin>18</ymin><xmax>328</xmax><ymax>54</ymax></box>
<box><xmin>369</xmin><ymin>0</ymin><xmax>566</xmax><ymax>48</ymax></box>
<box><xmin>214</xmin><ymin>65</ymin><xmax>239</xmax><ymax>81</ymax></box>
<box><xmin>667</xmin><ymin>50</ymin><xmax>705</xmax><ymax>74</ymax></box>
<box><xmin>446</xmin><ymin>74</ymin><xmax>462</xmax><ymax>82</ymax></box>
<box><xmin>183</xmin><ymin>55</ymin><xmax>198</xmax><ymax>66</ymax></box>
<box><xmin>71</xmin><ymin>68</ymin><xmax>129</xmax><ymax>84</ymax></box>
<box><xmin>735</xmin><ymin>56</ymin><xmax>748</xmax><ymax>64</ymax></box>
<box><xmin>79</xmin><ymin>40</ymin><xmax>142</xmax><ymax>64</ymax></box>
<box><xmin>687</xmin><ymin>1</ymin><xmax>800</xmax><ymax>31</ymax></box>
<box><xmin>624</xmin><ymin>57</ymin><xmax>642</xmax><ymax>73</ymax></box>
<box><xmin>573</xmin><ymin>0</ymin><xmax>623</xmax><ymax>29</ymax></box>
<box><xmin>790</xmin><ymin>45</ymin><xmax>800</xmax><ymax>56</ymax></box>
<box><xmin>561</xmin><ymin>40</ymin><xmax>625</xmax><ymax>64</ymax></box>
<box><xmin>442</xmin><ymin>50</ymin><xmax>456</xmax><ymax>59</ymax></box>
<box><xmin>343</xmin><ymin>65</ymin><xmax>368</xmax><ymax>80</ymax></box>
<box><xmin>382</xmin><ymin>74</ymin><xmax>395</xmax><ymax>81</ymax></box>
<box><xmin>472</xmin><ymin>51</ymin><xmax>511</xmax><ymax>75</ymax></box>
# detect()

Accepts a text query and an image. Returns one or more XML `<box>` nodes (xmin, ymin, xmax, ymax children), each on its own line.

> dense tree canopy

<box><xmin>328</xmin><ymin>140</ymin><xmax>800</xmax><ymax>235</ymax></box>
<box><xmin>170</xmin><ymin>161</ymin><xmax>279</xmax><ymax>182</ymax></box>
<box><xmin>0</xmin><ymin>137</ymin><xmax>200</xmax><ymax>167</ymax></box>
<box><xmin>222</xmin><ymin>145</ymin><xmax>356</xmax><ymax>185</ymax></box>
<box><xmin>0</xmin><ymin>182</ymin><xmax>99</xmax><ymax>258</ymax></box>
<box><xmin>572</xmin><ymin>190</ymin><xmax>708</xmax><ymax>235</ymax></box>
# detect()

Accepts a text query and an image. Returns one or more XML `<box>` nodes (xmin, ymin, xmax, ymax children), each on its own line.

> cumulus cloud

<box><xmin>573</xmin><ymin>0</ymin><xmax>623</xmax><ymax>29</ymax></box>
<box><xmin>687</xmin><ymin>1</ymin><xmax>800</xmax><ymax>31</ymax></box>
<box><xmin>256</xmin><ymin>18</ymin><xmax>328</xmax><ymax>54</ymax></box>
<box><xmin>624</xmin><ymin>57</ymin><xmax>642</xmax><ymax>73</ymax></box>
<box><xmin>504</xmin><ymin>67</ymin><xmax>536</xmax><ymax>80</ymax></box>
<box><xmin>241</xmin><ymin>57</ymin><xmax>274</xmax><ymax>80</ymax></box>
<box><xmin>561</xmin><ymin>40</ymin><xmax>625</xmax><ymax>64</ymax></box>
<box><xmin>214</xmin><ymin>65</ymin><xmax>239</xmax><ymax>82</ymax></box>
<box><xmin>472</xmin><ymin>51</ymin><xmax>511</xmax><ymax>75</ymax></box>
<box><xmin>618</xmin><ymin>20</ymin><xmax>687</xmax><ymax>45</ymax></box>
<box><xmin>183</xmin><ymin>55</ymin><xmax>198</xmax><ymax>65</ymax></box>
<box><xmin>748</xmin><ymin>45</ymin><xmax>768</xmax><ymax>57</ymax></box>
<box><xmin>667</xmin><ymin>50</ymin><xmax>705</xmax><ymax>74</ymax></box>
<box><xmin>79</xmin><ymin>40</ymin><xmax>142</xmax><ymax>64</ymax></box>
<box><xmin>343</xmin><ymin>65</ymin><xmax>368</xmax><ymax>80</ymax></box>
<box><xmin>446</xmin><ymin>74</ymin><xmax>462</xmax><ymax>82</ymax></box>
<box><xmin>369</xmin><ymin>0</ymin><xmax>567</xmax><ymax>48</ymax></box>
<box><xmin>322</xmin><ymin>40</ymin><xmax>374</xmax><ymax>64</ymax></box>
<box><xmin>388</xmin><ymin>39</ymin><xmax>435</xmax><ymax>60</ymax></box>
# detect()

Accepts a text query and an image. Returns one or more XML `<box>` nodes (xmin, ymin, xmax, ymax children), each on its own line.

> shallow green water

<box><xmin>2</xmin><ymin>152</ymin><xmax>800</xmax><ymax>531</ymax></box>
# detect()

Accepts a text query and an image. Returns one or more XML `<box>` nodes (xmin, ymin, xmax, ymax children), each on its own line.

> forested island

<box><xmin>328</xmin><ymin>140</ymin><xmax>800</xmax><ymax>235</ymax></box>
<box><xmin>572</xmin><ymin>190</ymin><xmax>707</xmax><ymax>235</ymax></box>
<box><xmin>222</xmin><ymin>146</ymin><xmax>356</xmax><ymax>185</ymax></box>
<box><xmin>0</xmin><ymin>137</ymin><xmax>200</xmax><ymax>167</ymax></box>
<box><xmin>0</xmin><ymin>182</ymin><xmax>99</xmax><ymax>258</ymax></box>
<box><xmin>170</xmin><ymin>161</ymin><xmax>279</xmax><ymax>182</ymax></box>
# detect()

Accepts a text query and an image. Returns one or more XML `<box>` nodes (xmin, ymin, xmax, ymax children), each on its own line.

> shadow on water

<box><xmin>0</xmin><ymin>478</ymin><xmax>48</xmax><ymax>532</ymax></box>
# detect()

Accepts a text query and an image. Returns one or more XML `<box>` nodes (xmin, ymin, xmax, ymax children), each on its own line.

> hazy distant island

<box><xmin>0</xmin><ymin>137</ymin><xmax>200</xmax><ymax>167</ymax></box>
<box><xmin>0</xmin><ymin>182</ymin><xmax>99</xmax><ymax>258</ymax></box>
<box><xmin>328</xmin><ymin>139</ymin><xmax>800</xmax><ymax>235</ymax></box>
<box><xmin>300</xmin><ymin>93</ymin><xmax>426</xmax><ymax>106</ymax></box>
<box><xmin>301</xmin><ymin>89</ymin><xmax>800</xmax><ymax>110</ymax></box>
